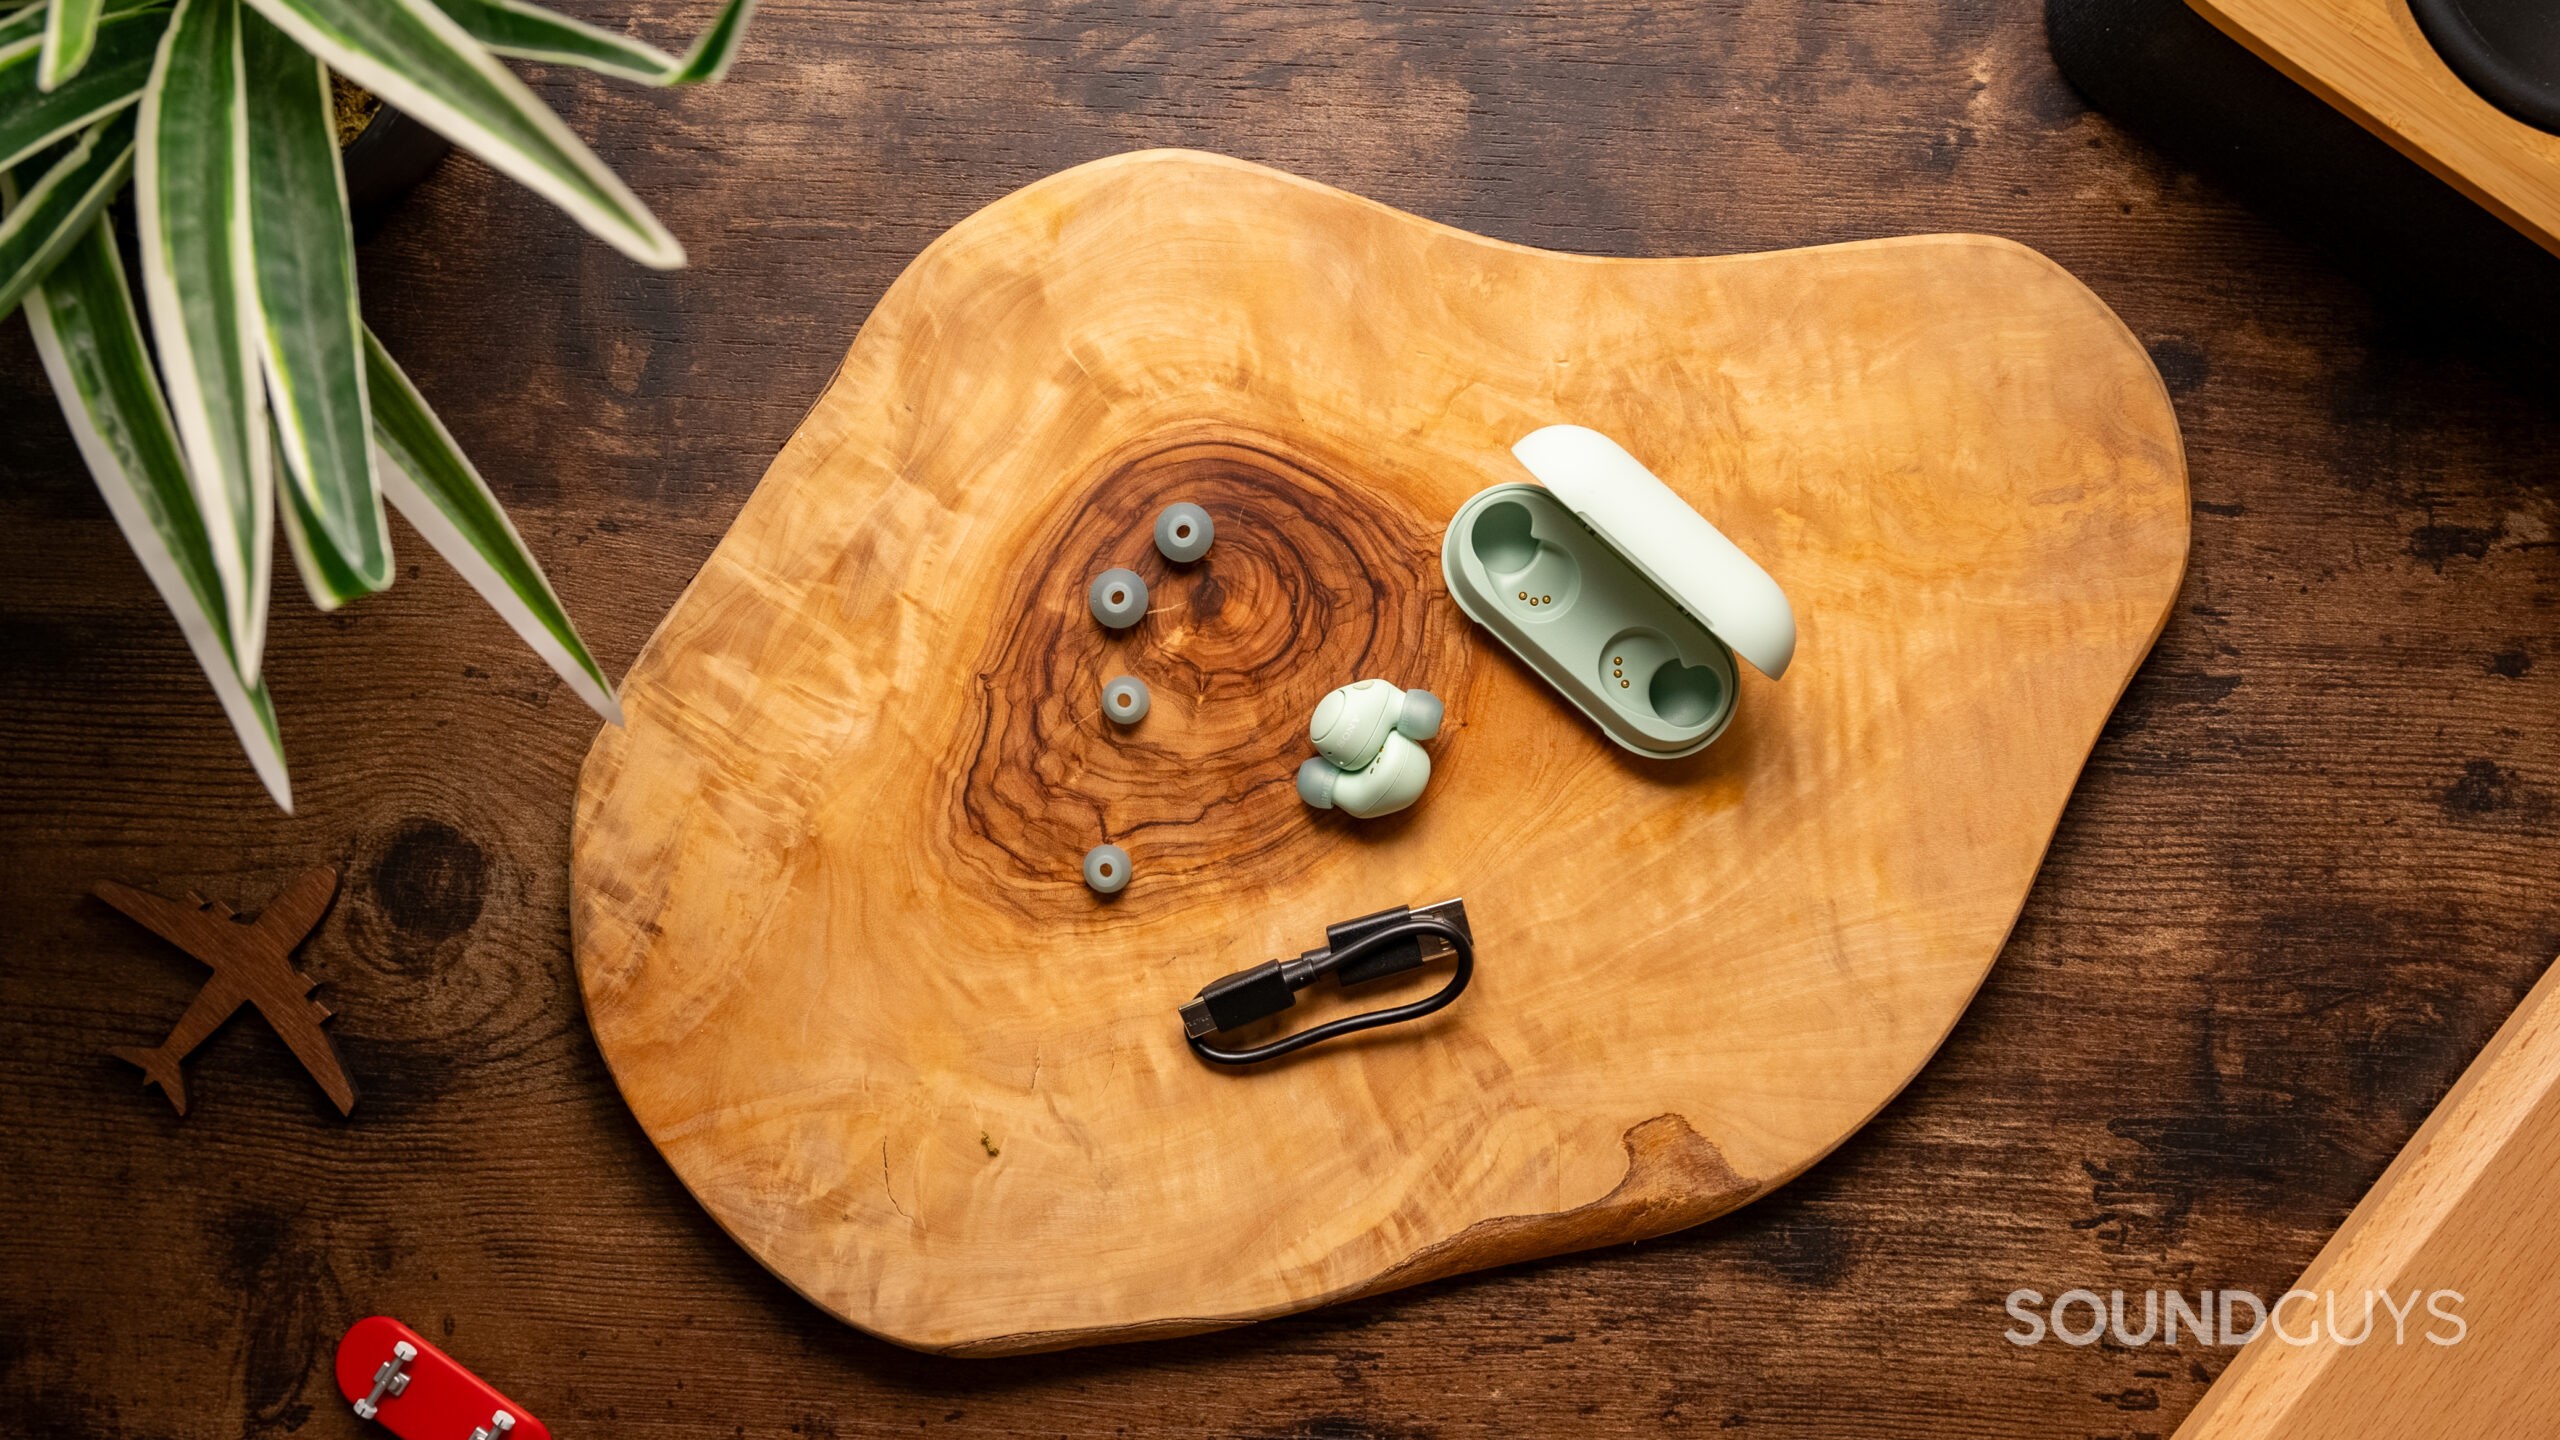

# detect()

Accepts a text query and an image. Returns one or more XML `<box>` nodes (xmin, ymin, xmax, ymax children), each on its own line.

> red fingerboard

<box><xmin>334</xmin><ymin>1316</ymin><xmax>550</xmax><ymax>1440</ymax></box>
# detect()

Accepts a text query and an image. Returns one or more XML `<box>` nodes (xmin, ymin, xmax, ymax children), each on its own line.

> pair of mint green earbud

<box><xmin>1296</xmin><ymin>679</ymin><xmax>1444</xmax><ymax>819</ymax></box>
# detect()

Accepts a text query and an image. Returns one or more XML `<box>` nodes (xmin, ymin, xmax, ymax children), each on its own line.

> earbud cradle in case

<box><xmin>1442</xmin><ymin>426</ymin><xmax>1794</xmax><ymax>758</ymax></box>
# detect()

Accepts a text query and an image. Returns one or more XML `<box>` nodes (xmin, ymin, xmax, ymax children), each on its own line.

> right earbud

<box><xmin>1299</xmin><ymin>680</ymin><xmax>1443</xmax><ymax>818</ymax></box>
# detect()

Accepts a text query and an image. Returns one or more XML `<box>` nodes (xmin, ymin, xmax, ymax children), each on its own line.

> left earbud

<box><xmin>1298</xmin><ymin>733</ymin><xmax>1432</xmax><ymax>818</ymax></box>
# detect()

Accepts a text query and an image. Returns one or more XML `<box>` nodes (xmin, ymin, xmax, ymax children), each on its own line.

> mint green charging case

<box><xmin>1442</xmin><ymin>426</ymin><xmax>1796</xmax><ymax>758</ymax></box>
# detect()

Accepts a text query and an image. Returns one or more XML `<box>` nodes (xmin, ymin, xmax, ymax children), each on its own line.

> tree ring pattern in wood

<box><xmin>954</xmin><ymin>439</ymin><xmax>1472</xmax><ymax>905</ymax></box>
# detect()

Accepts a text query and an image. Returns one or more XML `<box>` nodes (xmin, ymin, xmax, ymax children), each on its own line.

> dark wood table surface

<box><xmin>5</xmin><ymin>2</ymin><xmax>2557</xmax><ymax>1436</ymax></box>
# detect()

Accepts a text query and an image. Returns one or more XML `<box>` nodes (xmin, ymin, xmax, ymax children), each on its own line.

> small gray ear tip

<box><xmin>1397</xmin><ymin>689</ymin><xmax>1445</xmax><ymax>740</ymax></box>
<box><xmin>1296</xmin><ymin>757</ymin><xmax>1340</xmax><ymax>808</ymax></box>
<box><xmin>1088</xmin><ymin>568</ymin><xmax>1149</xmax><ymax>629</ymax></box>
<box><xmin>1082</xmin><ymin>843</ymin><xmax>1132</xmax><ymax>894</ymax></box>
<box><xmin>1154</xmin><ymin>502</ymin><xmax>1215</xmax><ymax>563</ymax></box>
<box><xmin>1101</xmin><ymin>675</ymin><xmax>1150</xmax><ymax>724</ymax></box>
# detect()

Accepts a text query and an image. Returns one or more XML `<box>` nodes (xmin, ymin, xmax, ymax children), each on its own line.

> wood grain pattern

<box><xmin>2189</xmin><ymin>0</ymin><xmax>2560</xmax><ymax>256</ymax></box>
<box><xmin>6</xmin><ymin>0</ymin><xmax>2560</xmax><ymax>1432</ymax></box>
<box><xmin>2174</xmin><ymin>953</ymin><xmax>2560</xmax><ymax>1438</ymax></box>
<box><xmin>569</xmin><ymin>150</ymin><xmax>2189</xmax><ymax>1353</ymax></box>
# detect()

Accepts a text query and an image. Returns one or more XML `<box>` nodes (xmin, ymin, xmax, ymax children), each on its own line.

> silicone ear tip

<box><xmin>1296</xmin><ymin>757</ymin><xmax>1340</xmax><ymax>809</ymax></box>
<box><xmin>1101</xmin><ymin>675</ymin><xmax>1150</xmax><ymax>723</ymax></box>
<box><xmin>1396</xmin><ymin>688</ymin><xmax>1444</xmax><ymax>740</ymax></box>
<box><xmin>1082</xmin><ymin>843</ymin><xmax>1132</xmax><ymax>893</ymax></box>
<box><xmin>1088</xmin><ymin>568</ymin><xmax>1148</xmax><ymax>630</ymax></box>
<box><xmin>1154</xmin><ymin>503</ymin><xmax>1214</xmax><ymax>563</ymax></box>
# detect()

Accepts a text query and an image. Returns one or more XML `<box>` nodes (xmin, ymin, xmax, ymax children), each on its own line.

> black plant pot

<box><xmin>340</xmin><ymin>102</ymin><xmax>450</xmax><ymax>236</ymax></box>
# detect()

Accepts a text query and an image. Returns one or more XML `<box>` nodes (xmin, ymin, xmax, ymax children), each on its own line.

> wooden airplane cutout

<box><xmin>96</xmin><ymin>866</ymin><xmax>357</xmax><ymax>1116</ymax></box>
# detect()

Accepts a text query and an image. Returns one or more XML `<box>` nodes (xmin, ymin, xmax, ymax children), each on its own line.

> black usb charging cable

<box><xmin>1178</xmin><ymin>898</ymin><xmax>1474</xmax><ymax>1065</ymax></box>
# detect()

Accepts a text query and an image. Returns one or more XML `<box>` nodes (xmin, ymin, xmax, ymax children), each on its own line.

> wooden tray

<box><xmin>2174</xmin><ymin>953</ymin><xmax>2560</xmax><ymax>1439</ymax></box>
<box><xmin>571</xmin><ymin>150</ymin><xmax>2189</xmax><ymax>1355</ymax></box>
<box><xmin>2190</xmin><ymin>0</ymin><xmax>2560</xmax><ymax>256</ymax></box>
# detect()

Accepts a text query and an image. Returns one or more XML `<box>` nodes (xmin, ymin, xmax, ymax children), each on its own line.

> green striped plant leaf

<box><xmin>6</xmin><ymin>0</ymin><xmax>732</xmax><ymax>806</ymax></box>
<box><xmin>0</xmin><ymin>107</ymin><xmax>130</xmax><ymax>318</ymax></box>
<box><xmin>37</xmin><ymin>0</ymin><xmax>106</xmax><ymax>88</ymax></box>
<box><xmin>1</xmin><ymin>3</ymin><xmax>47</xmax><ymax>45</ymax></box>
<box><xmin>0</xmin><ymin>1</ymin><xmax>162</xmax><ymax>171</ymax></box>
<box><xmin>240</xmin><ymin>0</ymin><xmax>681</xmax><ymax>267</ymax></box>
<box><xmin>6</xmin><ymin>0</ymin><xmax>154</xmax><ymax>46</ymax></box>
<box><xmin>273</xmin><ymin>418</ymin><xmax>373</xmax><ymax>605</ymax></box>
<box><xmin>136</xmin><ymin>0</ymin><xmax>270</xmax><ymax>681</ymax></box>
<box><xmin>430</xmin><ymin>0</ymin><xmax>751</xmax><ymax>86</ymax></box>
<box><xmin>16</xmin><ymin>218</ymin><xmax>292</xmax><ymax>809</ymax></box>
<box><xmin>364</xmin><ymin>327</ymin><xmax>622</xmax><ymax>723</ymax></box>
<box><xmin>243</xmin><ymin>3</ymin><xmax>386</xmax><ymax>604</ymax></box>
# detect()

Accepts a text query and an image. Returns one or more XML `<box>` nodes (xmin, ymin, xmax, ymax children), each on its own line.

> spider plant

<box><xmin>1</xmin><ymin>0</ymin><xmax>751</xmax><ymax>809</ymax></box>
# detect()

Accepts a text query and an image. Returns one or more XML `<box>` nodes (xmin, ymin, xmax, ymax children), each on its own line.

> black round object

<box><xmin>2046</xmin><ymin>0</ymin><xmax>2560</xmax><ymax>347</ymax></box>
<box><xmin>2409</xmin><ymin>0</ymin><xmax>2560</xmax><ymax>134</ymax></box>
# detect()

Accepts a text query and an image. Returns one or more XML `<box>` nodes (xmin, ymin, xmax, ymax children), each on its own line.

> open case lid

<box><xmin>1511</xmin><ymin>426</ymin><xmax>1797</xmax><ymax>679</ymax></box>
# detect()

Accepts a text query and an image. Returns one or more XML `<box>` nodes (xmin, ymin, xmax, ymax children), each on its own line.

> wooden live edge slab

<box><xmin>570</xmin><ymin>150</ymin><xmax>2188</xmax><ymax>1355</ymax></box>
<box><xmin>2175</xmin><ymin>953</ymin><xmax>2560</xmax><ymax>1439</ymax></box>
<box><xmin>2189</xmin><ymin>0</ymin><xmax>2560</xmax><ymax>257</ymax></box>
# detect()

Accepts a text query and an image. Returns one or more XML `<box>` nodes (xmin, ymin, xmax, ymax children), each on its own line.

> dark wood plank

<box><xmin>4</xmin><ymin>0</ymin><xmax>2558</xmax><ymax>1435</ymax></box>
